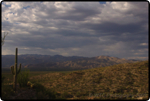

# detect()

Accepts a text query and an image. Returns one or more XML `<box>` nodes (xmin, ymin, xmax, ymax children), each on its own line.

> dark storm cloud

<box><xmin>82</xmin><ymin>21</ymin><xmax>144</xmax><ymax>35</ymax></box>
<box><xmin>6</xmin><ymin>33</ymin><xmax>99</xmax><ymax>49</ymax></box>
<box><xmin>79</xmin><ymin>20</ymin><xmax>148</xmax><ymax>48</ymax></box>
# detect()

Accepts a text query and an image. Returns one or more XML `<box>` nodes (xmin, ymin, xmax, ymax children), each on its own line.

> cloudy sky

<box><xmin>2</xmin><ymin>2</ymin><xmax>148</xmax><ymax>60</ymax></box>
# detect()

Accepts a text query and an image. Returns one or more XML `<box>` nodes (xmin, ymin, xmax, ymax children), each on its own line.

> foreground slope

<box><xmin>30</xmin><ymin>60</ymin><xmax>148</xmax><ymax>99</ymax></box>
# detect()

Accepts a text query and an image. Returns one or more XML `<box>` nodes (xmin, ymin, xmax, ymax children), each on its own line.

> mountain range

<box><xmin>2</xmin><ymin>54</ymin><xmax>140</xmax><ymax>71</ymax></box>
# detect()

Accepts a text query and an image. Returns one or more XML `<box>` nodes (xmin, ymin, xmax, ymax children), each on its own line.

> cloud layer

<box><xmin>2</xmin><ymin>2</ymin><xmax>148</xmax><ymax>60</ymax></box>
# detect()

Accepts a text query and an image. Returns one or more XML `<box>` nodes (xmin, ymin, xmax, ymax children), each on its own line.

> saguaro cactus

<box><xmin>11</xmin><ymin>48</ymin><xmax>21</xmax><ymax>92</ymax></box>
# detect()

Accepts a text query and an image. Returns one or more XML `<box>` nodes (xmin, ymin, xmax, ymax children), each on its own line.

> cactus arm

<box><xmin>15</xmin><ymin>48</ymin><xmax>18</xmax><ymax>70</ymax></box>
<box><xmin>11</xmin><ymin>66</ymin><xmax>15</xmax><ymax>75</ymax></box>
<box><xmin>17</xmin><ymin>64</ymin><xmax>21</xmax><ymax>74</ymax></box>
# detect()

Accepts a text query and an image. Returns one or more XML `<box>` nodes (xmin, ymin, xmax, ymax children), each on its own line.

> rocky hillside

<box><xmin>29</xmin><ymin>60</ymin><xmax>149</xmax><ymax>100</ymax></box>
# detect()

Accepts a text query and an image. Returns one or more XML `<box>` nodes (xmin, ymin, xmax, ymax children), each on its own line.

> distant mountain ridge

<box><xmin>2</xmin><ymin>54</ymin><xmax>86</xmax><ymax>68</ymax></box>
<box><xmin>2</xmin><ymin>54</ymin><xmax>140</xmax><ymax>71</ymax></box>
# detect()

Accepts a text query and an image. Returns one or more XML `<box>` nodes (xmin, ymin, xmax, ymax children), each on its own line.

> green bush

<box><xmin>17</xmin><ymin>69</ymin><xmax>30</xmax><ymax>87</ymax></box>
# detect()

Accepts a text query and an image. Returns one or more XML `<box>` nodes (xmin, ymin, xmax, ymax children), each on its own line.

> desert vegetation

<box><xmin>1</xmin><ymin>60</ymin><xmax>148</xmax><ymax>100</ymax></box>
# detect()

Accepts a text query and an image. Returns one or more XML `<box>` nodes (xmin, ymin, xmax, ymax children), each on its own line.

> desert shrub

<box><xmin>61</xmin><ymin>91</ymin><xmax>73</xmax><ymax>98</ymax></box>
<box><xmin>34</xmin><ymin>83</ymin><xmax>45</xmax><ymax>92</ymax></box>
<box><xmin>75</xmin><ymin>91</ymin><xmax>82</xmax><ymax>97</ymax></box>
<box><xmin>33</xmin><ymin>83</ymin><xmax>57</xmax><ymax>99</ymax></box>
<box><xmin>1</xmin><ymin>84</ymin><xmax>14</xmax><ymax>100</ymax></box>
<box><xmin>17</xmin><ymin>68</ymin><xmax>30</xmax><ymax>87</ymax></box>
<box><xmin>2</xmin><ymin>75</ymin><xmax>5</xmax><ymax>83</ymax></box>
